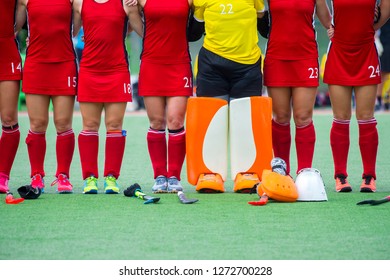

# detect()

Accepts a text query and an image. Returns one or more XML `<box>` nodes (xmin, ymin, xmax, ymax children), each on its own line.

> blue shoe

<box><xmin>83</xmin><ymin>176</ymin><xmax>98</xmax><ymax>194</ymax></box>
<box><xmin>104</xmin><ymin>175</ymin><xmax>120</xmax><ymax>194</ymax></box>
<box><xmin>152</xmin><ymin>175</ymin><xmax>168</xmax><ymax>193</ymax></box>
<box><xmin>167</xmin><ymin>176</ymin><xmax>183</xmax><ymax>193</ymax></box>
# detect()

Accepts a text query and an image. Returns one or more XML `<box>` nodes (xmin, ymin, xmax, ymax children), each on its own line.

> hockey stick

<box><xmin>124</xmin><ymin>183</ymin><xmax>160</xmax><ymax>204</ymax></box>
<box><xmin>357</xmin><ymin>195</ymin><xmax>390</xmax><ymax>206</ymax></box>
<box><xmin>177</xmin><ymin>191</ymin><xmax>198</xmax><ymax>204</ymax></box>
<box><xmin>248</xmin><ymin>193</ymin><xmax>269</xmax><ymax>206</ymax></box>
<box><xmin>248</xmin><ymin>183</ymin><xmax>269</xmax><ymax>206</ymax></box>
<box><xmin>5</xmin><ymin>191</ymin><xmax>25</xmax><ymax>205</ymax></box>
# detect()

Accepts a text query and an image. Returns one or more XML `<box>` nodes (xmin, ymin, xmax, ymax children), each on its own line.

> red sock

<box><xmin>104</xmin><ymin>130</ymin><xmax>126</xmax><ymax>178</ymax></box>
<box><xmin>295</xmin><ymin>121</ymin><xmax>316</xmax><ymax>173</ymax></box>
<box><xmin>330</xmin><ymin>119</ymin><xmax>350</xmax><ymax>178</ymax></box>
<box><xmin>78</xmin><ymin>130</ymin><xmax>99</xmax><ymax>179</ymax></box>
<box><xmin>272</xmin><ymin>120</ymin><xmax>291</xmax><ymax>174</ymax></box>
<box><xmin>147</xmin><ymin>128</ymin><xmax>167</xmax><ymax>178</ymax></box>
<box><xmin>358</xmin><ymin>119</ymin><xmax>378</xmax><ymax>179</ymax></box>
<box><xmin>168</xmin><ymin>127</ymin><xmax>186</xmax><ymax>180</ymax></box>
<box><xmin>56</xmin><ymin>129</ymin><xmax>75</xmax><ymax>178</ymax></box>
<box><xmin>25</xmin><ymin>130</ymin><xmax>46</xmax><ymax>177</ymax></box>
<box><xmin>0</xmin><ymin>124</ymin><xmax>20</xmax><ymax>177</ymax></box>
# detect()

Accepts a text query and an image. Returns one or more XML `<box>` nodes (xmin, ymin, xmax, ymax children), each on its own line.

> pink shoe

<box><xmin>51</xmin><ymin>174</ymin><xmax>73</xmax><ymax>194</ymax></box>
<box><xmin>0</xmin><ymin>174</ymin><xmax>9</xmax><ymax>193</ymax></box>
<box><xmin>31</xmin><ymin>174</ymin><xmax>45</xmax><ymax>191</ymax></box>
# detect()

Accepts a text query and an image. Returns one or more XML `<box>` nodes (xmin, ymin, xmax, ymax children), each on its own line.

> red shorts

<box><xmin>324</xmin><ymin>41</ymin><xmax>381</xmax><ymax>86</ymax></box>
<box><xmin>263</xmin><ymin>57</ymin><xmax>319</xmax><ymax>87</ymax></box>
<box><xmin>77</xmin><ymin>69</ymin><xmax>132</xmax><ymax>102</ymax></box>
<box><xmin>0</xmin><ymin>37</ymin><xmax>22</xmax><ymax>81</ymax></box>
<box><xmin>22</xmin><ymin>60</ymin><xmax>77</xmax><ymax>95</ymax></box>
<box><xmin>138</xmin><ymin>60</ymin><xmax>193</xmax><ymax>96</ymax></box>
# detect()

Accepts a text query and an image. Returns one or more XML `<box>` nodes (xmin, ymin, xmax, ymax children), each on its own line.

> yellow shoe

<box><xmin>234</xmin><ymin>173</ymin><xmax>260</xmax><ymax>193</ymax></box>
<box><xmin>195</xmin><ymin>173</ymin><xmax>225</xmax><ymax>193</ymax></box>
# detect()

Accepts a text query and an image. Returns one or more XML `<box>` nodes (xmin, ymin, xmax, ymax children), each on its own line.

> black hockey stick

<box><xmin>124</xmin><ymin>183</ymin><xmax>160</xmax><ymax>204</ymax></box>
<box><xmin>357</xmin><ymin>195</ymin><xmax>390</xmax><ymax>206</ymax></box>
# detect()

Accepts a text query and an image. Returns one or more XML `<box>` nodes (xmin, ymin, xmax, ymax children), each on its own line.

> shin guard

<box><xmin>186</xmin><ymin>97</ymin><xmax>228</xmax><ymax>186</ymax></box>
<box><xmin>230</xmin><ymin>96</ymin><xmax>273</xmax><ymax>187</ymax></box>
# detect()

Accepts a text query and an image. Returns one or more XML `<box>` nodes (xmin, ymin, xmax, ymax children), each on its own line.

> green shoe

<box><xmin>83</xmin><ymin>176</ymin><xmax>98</xmax><ymax>194</ymax></box>
<box><xmin>104</xmin><ymin>175</ymin><xmax>120</xmax><ymax>194</ymax></box>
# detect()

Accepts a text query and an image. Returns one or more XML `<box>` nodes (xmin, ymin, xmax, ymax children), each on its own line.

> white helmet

<box><xmin>295</xmin><ymin>168</ymin><xmax>328</xmax><ymax>202</ymax></box>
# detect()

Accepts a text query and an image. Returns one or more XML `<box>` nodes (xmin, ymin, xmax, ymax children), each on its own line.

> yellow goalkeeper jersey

<box><xmin>193</xmin><ymin>0</ymin><xmax>265</xmax><ymax>64</ymax></box>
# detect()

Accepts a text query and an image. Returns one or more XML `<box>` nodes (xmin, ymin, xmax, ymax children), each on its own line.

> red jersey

<box><xmin>0</xmin><ymin>0</ymin><xmax>17</xmax><ymax>38</ymax></box>
<box><xmin>265</xmin><ymin>0</ymin><xmax>318</xmax><ymax>60</ymax></box>
<box><xmin>138</xmin><ymin>0</ymin><xmax>192</xmax><ymax>96</ymax></box>
<box><xmin>331</xmin><ymin>0</ymin><xmax>375</xmax><ymax>46</ymax></box>
<box><xmin>141</xmin><ymin>0</ymin><xmax>191</xmax><ymax>64</ymax></box>
<box><xmin>323</xmin><ymin>0</ymin><xmax>380</xmax><ymax>86</ymax></box>
<box><xmin>25</xmin><ymin>0</ymin><xmax>75</xmax><ymax>63</ymax></box>
<box><xmin>80</xmin><ymin>0</ymin><xmax>129</xmax><ymax>73</ymax></box>
<box><xmin>0</xmin><ymin>0</ymin><xmax>22</xmax><ymax>80</ymax></box>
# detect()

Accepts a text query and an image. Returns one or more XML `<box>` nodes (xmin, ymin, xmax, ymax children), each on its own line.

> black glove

<box><xmin>257</xmin><ymin>10</ymin><xmax>270</xmax><ymax>39</ymax></box>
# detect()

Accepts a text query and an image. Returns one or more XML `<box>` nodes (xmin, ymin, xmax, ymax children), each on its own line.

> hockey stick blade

<box><xmin>248</xmin><ymin>194</ymin><xmax>269</xmax><ymax>206</ymax></box>
<box><xmin>5</xmin><ymin>192</ymin><xmax>25</xmax><ymax>205</ymax></box>
<box><xmin>143</xmin><ymin>195</ymin><xmax>160</xmax><ymax>204</ymax></box>
<box><xmin>177</xmin><ymin>191</ymin><xmax>199</xmax><ymax>204</ymax></box>
<box><xmin>357</xmin><ymin>195</ymin><xmax>390</xmax><ymax>206</ymax></box>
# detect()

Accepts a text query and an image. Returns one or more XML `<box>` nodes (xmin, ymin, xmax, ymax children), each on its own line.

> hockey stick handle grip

<box><xmin>134</xmin><ymin>190</ymin><xmax>146</xmax><ymax>200</ymax></box>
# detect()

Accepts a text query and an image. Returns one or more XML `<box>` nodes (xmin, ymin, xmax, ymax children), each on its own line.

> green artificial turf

<box><xmin>1</xmin><ymin>112</ymin><xmax>390</xmax><ymax>260</ymax></box>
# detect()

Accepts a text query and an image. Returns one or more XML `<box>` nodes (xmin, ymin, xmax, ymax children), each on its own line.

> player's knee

<box><xmin>1</xmin><ymin>116</ymin><xmax>18</xmax><ymax>127</ymax></box>
<box><xmin>54</xmin><ymin>118</ymin><xmax>72</xmax><ymax>132</ymax></box>
<box><xmin>355</xmin><ymin>112</ymin><xmax>375</xmax><ymax>121</ymax></box>
<box><xmin>273</xmin><ymin>113</ymin><xmax>291</xmax><ymax>125</ymax></box>
<box><xmin>149</xmin><ymin>118</ymin><xmax>166</xmax><ymax>131</ymax></box>
<box><xmin>293</xmin><ymin>114</ymin><xmax>313</xmax><ymax>127</ymax></box>
<box><xmin>105</xmin><ymin>120</ymin><xmax>123</xmax><ymax>131</ymax></box>
<box><xmin>166</xmin><ymin>118</ymin><xmax>184</xmax><ymax>131</ymax></box>
<box><xmin>83</xmin><ymin>119</ymin><xmax>100</xmax><ymax>131</ymax></box>
<box><xmin>30</xmin><ymin>118</ymin><xmax>49</xmax><ymax>132</ymax></box>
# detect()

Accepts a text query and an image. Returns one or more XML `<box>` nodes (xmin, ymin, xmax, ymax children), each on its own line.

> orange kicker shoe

<box><xmin>360</xmin><ymin>176</ymin><xmax>376</xmax><ymax>193</ymax></box>
<box><xmin>195</xmin><ymin>173</ymin><xmax>225</xmax><ymax>193</ymax></box>
<box><xmin>335</xmin><ymin>175</ymin><xmax>352</xmax><ymax>192</ymax></box>
<box><xmin>233</xmin><ymin>173</ymin><xmax>260</xmax><ymax>193</ymax></box>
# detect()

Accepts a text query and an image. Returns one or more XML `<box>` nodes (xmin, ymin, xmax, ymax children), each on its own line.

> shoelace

<box><xmin>155</xmin><ymin>176</ymin><xmax>166</xmax><ymax>185</ymax></box>
<box><xmin>86</xmin><ymin>177</ymin><xmax>97</xmax><ymax>186</ymax></box>
<box><xmin>363</xmin><ymin>176</ymin><xmax>373</xmax><ymax>185</ymax></box>
<box><xmin>50</xmin><ymin>178</ymin><xmax>59</xmax><ymax>186</ymax></box>
<box><xmin>338</xmin><ymin>176</ymin><xmax>347</xmax><ymax>184</ymax></box>
<box><xmin>168</xmin><ymin>177</ymin><xmax>178</xmax><ymax>185</ymax></box>
<box><xmin>51</xmin><ymin>175</ymin><xmax>69</xmax><ymax>186</ymax></box>
<box><xmin>105</xmin><ymin>176</ymin><xmax>117</xmax><ymax>186</ymax></box>
<box><xmin>32</xmin><ymin>175</ymin><xmax>43</xmax><ymax>185</ymax></box>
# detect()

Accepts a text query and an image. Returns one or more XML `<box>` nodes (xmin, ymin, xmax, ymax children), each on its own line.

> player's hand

<box><xmin>124</xmin><ymin>0</ymin><xmax>137</xmax><ymax>6</ymax></box>
<box><xmin>327</xmin><ymin>25</ymin><xmax>334</xmax><ymax>39</ymax></box>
